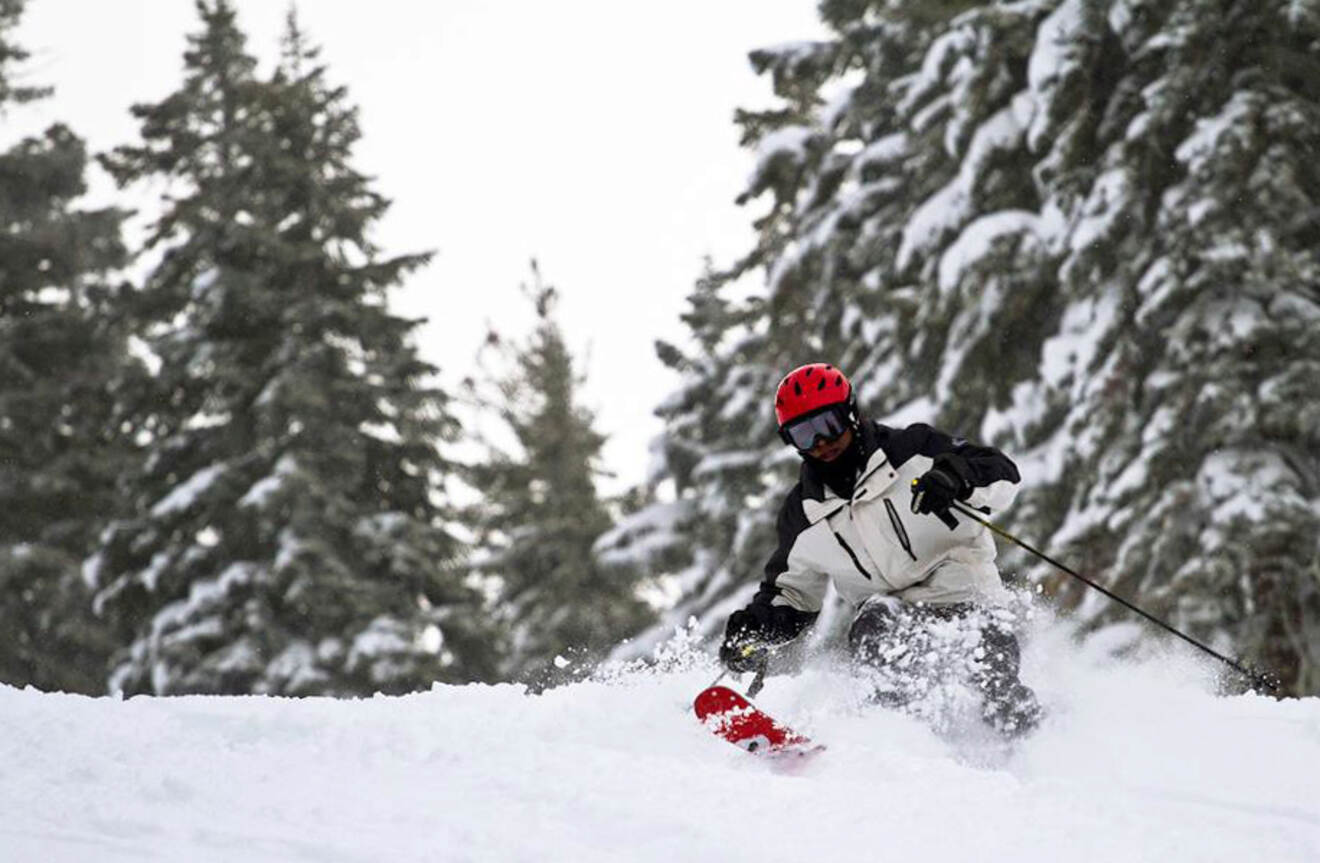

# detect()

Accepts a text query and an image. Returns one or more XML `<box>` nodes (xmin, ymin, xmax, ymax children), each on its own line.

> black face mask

<box><xmin>805</xmin><ymin>431</ymin><xmax>864</xmax><ymax>499</ymax></box>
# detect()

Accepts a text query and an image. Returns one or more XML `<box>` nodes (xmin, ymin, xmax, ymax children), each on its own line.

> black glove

<box><xmin>719</xmin><ymin>606</ymin><xmax>769</xmax><ymax>672</ymax></box>
<box><xmin>718</xmin><ymin>604</ymin><xmax>794</xmax><ymax>673</ymax></box>
<box><xmin>719</xmin><ymin>639</ymin><xmax>769</xmax><ymax>674</ymax></box>
<box><xmin>910</xmin><ymin>452</ymin><xmax>975</xmax><ymax>521</ymax></box>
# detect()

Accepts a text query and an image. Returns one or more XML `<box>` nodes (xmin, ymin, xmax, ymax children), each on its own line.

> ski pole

<box><xmin>950</xmin><ymin>501</ymin><xmax>1279</xmax><ymax>692</ymax></box>
<box><xmin>746</xmin><ymin>656</ymin><xmax>769</xmax><ymax>699</ymax></box>
<box><xmin>713</xmin><ymin>645</ymin><xmax>771</xmax><ymax>699</ymax></box>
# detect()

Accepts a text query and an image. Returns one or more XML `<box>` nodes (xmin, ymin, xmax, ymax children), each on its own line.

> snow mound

<box><xmin>3</xmin><ymin>621</ymin><xmax>1318</xmax><ymax>862</ymax></box>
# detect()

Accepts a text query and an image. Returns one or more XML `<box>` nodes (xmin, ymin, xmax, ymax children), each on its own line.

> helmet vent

<box><xmin>794</xmin><ymin>381</ymin><xmax>803</xmax><ymax>396</ymax></box>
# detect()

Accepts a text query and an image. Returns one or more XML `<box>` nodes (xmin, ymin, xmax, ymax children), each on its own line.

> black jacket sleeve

<box><xmin>890</xmin><ymin>423</ymin><xmax>1020</xmax><ymax>488</ymax></box>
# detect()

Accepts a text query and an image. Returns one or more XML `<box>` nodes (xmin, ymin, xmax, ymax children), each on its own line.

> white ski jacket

<box><xmin>754</xmin><ymin>421</ymin><xmax>1021</xmax><ymax>623</ymax></box>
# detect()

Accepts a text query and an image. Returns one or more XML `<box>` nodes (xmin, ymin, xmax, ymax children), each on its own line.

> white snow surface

<box><xmin>4</xmin><ymin>623</ymin><xmax>1318</xmax><ymax>863</ymax></box>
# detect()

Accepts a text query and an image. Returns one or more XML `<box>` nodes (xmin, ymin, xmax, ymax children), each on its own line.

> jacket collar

<box><xmin>798</xmin><ymin>421</ymin><xmax>898</xmax><ymax>522</ymax></box>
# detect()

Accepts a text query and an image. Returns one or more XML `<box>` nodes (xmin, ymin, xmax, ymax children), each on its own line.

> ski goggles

<box><xmin>779</xmin><ymin>406</ymin><xmax>849</xmax><ymax>452</ymax></box>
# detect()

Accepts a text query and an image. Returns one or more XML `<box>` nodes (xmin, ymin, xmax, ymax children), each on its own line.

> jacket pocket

<box><xmin>883</xmin><ymin>499</ymin><xmax>919</xmax><ymax>562</ymax></box>
<box><xmin>831</xmin><ymin>531</ymin><xmax>872</xmax><ymax>580</ymax></box>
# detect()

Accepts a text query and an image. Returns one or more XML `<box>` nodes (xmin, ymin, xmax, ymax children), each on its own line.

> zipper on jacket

<box><xmin>831</xmin><ymin>532</ymin><xmax>872</xmax><ymax>580</ymax></box>
<box><xmin>853</xmin><ymin>455</ymin><xmax>890</xmax><ymax>492</ymax></box>
<box><xmin>883</xmin><ymin>499</ymin><xmax>919</xmax><ymax>562</ymax></box>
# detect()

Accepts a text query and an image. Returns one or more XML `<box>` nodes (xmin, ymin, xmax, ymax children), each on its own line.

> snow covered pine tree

<box><xmin>465</xmin><ymin>268</ymin><xmax>654</xmax><ymax>685</ymax></box>
<box><xmin>626</xmin><ymin>0</ymin><xmax>1320</xmax><ymax>695</ymax></box>
<box><xmin>89</xmin><ymin>3</ymin><xmax>496</xmax><ymax>695</ymax></box>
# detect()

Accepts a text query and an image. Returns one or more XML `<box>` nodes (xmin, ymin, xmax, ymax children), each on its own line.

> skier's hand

<box><xmin>719</xmin><ymin>606</ymin><xmax>775</xmax><ymax>673</ymax></box>
<box><xmin>910</xmin><ymin>469</ymin><xmax>960</xmax><ymax>515</ymax></box>
<box><xmin>911</xmin><ymin>453</ymin><xmax>974</xmax><ymax>522</ymax></box>
<box><xmin>719</xmin><ymin>639</ymin><xmax>769</xmax><ymax>674</ymax></box>
<box><xmin>719</xmin><ymin>602</ymin><xmax>816</xmax><ymax>672</ymax></box>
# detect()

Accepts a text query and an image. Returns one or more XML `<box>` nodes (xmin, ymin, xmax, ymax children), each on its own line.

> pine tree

<box><xmin>0</xmin><ymin>0</ymin><xmax>134</xmax><ymax>692</ymax></box>
<box><xmin>1006</xmin><ymin>0</ymin><xmax>1320</xmax><ymax>695</ymax></box>
<box><xmin>641</xmin><ymin>1</ymin><xmax>1320</xmax><ymax>694</ymax></box>
<box><xmin>465</xmin><ymin>266</ymin><xmax>654</xmax><ymax>683</ymax></box>
<box><xmin>90</xmin><ymin>2</ymin><xmax>495</xmax><ymax>695</ymax></box>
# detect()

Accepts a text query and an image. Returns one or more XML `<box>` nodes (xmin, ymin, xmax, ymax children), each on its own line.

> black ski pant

<box><xmin>847</xmin><ymin>598</ymin><xmax>1040</xmax><ymax>734</ymax></box>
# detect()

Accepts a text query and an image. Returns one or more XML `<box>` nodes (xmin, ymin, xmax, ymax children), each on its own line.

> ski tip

<box><xmin>694</xmin><ymin>685</ymin><xmax>818</xmax><ymax>756</ymax></box>
<box><xmin>693</xmin><ymin>685</ymin><xmax>748</xmax><ymax>721</ymax></box>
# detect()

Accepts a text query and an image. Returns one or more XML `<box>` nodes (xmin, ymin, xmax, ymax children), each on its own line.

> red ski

<box><xmin>694</xmin><ymin>685</ymin><xmax>822</xmax><ymax>757</ymax></box>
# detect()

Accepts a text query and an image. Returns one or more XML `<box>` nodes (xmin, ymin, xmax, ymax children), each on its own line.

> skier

<box><xmin>719</xmin><ymin>362</ymin><xmax>1042</xmax><ymax>736</ymax></box>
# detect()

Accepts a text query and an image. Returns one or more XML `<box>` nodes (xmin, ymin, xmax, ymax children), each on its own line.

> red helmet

<box><xmin>774</xmin><ymin>363</ymin><xmax>853</xmax><ymax>427</ymax></box>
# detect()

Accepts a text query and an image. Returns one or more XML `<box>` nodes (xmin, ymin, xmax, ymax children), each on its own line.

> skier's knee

<box><xmin>848</xmin><ymin>597</ymin><xmax>902</xmax><ymax>659</ymax></box>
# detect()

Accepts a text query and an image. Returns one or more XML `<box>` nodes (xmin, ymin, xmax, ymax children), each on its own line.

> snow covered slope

<box><xmin>4</xmin><ymin>625</ymin><xmax>1318</xmax><ymax>862</ymax></box>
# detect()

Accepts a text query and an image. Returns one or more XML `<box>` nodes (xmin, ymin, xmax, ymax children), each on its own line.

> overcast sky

<box><xmin>12</xmin><ymin>1</ymin><xmax>826</xmax><ymax>491</ymax></box>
